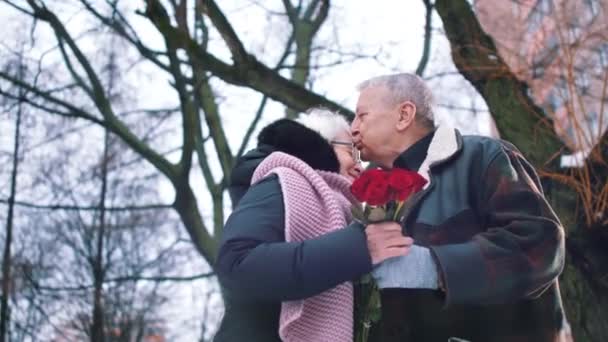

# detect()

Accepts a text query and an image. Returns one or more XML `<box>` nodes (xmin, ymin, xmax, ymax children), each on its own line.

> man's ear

<box><xmin>396</xmin><ymin>101</ymin><xmax>416</xmax><ymax>131</ymax></box>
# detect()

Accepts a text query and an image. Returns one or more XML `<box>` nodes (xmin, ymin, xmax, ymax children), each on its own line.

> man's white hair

<box><xmin>357</xmin><ymin>73</ymin><xmax>435</xmax><ymax>128</ymax></box>
<box><xmin>295</xmin><ymin>108</ymin><xmax>351</xmax><ymax>142</ymax></box>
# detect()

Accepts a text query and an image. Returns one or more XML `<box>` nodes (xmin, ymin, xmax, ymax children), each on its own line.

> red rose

<box><xmin>387</xmin><ymin>168</ymin><xmax>427</xmax><ymax>201</ymax></box>
<box><xmin>350</xmin><ymin>168</ymin><xmax>391</xmax><ymax>205</ymax></box>
<box><xmin>364</xmin><ymin>175</ymin><xmax>391</xmax><ymax>206</ymax></box>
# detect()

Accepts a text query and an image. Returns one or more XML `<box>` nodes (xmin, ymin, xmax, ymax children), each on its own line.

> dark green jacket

<box><xmin>370</xmin><ymin>126</ymin><xmax>566</xmax><ymax>342</ymax></box>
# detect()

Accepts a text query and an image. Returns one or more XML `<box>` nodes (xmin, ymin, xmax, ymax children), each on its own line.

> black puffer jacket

<box><xmin>213</xmin><ymin>119</ymin><xmax>371</xmax><ymax>342</ymax></box>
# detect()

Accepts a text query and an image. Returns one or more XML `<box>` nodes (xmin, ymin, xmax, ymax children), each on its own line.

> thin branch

<box><xmin>55</xmin><ymin>35</ymin><xmax>93</xmax><ymax>96</ymax></box>
<box><xmin>108</xmin><ymin>145</ymin><xmax>183</xmax><ymax>172</ymax></box>
<box><xmin>198</xmin><ymin>0</ymin><xmax>249</xmax><ymax>63</ymax></box>
<box><xmin>1</xmin><ymin>0</ymin><xmax>35</xmax><ymax>16</ymax></box>
<box><xmin>0</xmin><ymin>72</ymin><xmax>103</xmax><ymax>124</ymax></box>
<box><xmin>34</xmin><ymin>272</ymin><xmax>215</xmax><ymax>292</ymax></box>
<box><xmin>236</xmin><ymin>31</ymin><xmax>297</xmax><ymax>159</ymax></box>
<box><xmin>281</xmin><ymin>0</ymin><xmax>298</xmax><ymax>24</ymax></box>
<box><xmin>0</xmin><ymin>199</ymin><xmax>172</xmax><ymax>212</ymax></box>
<box><xmin>193</xmin><ymin>121</ymin><xmax>220</xmax><ymax>193</ymax></box>
<box><xmin>108</xmin><ymin>272</ymin><xmax>215</xmax><ymax>282</ymax></box>
<box><xmin>193</xmin><ymin>75</ymin><xmax>234</xmax><ymax>179</ymax></box>
<box><xmin>423</xmin><ymin>71</ymin><xmax>463</xmax><ymax>80</ymax></box>
<box><xmin>195</xmin><ymin>0</ymin><xmax>209</xmax><ymax>49</ymax></box>
<box><xmin>78</xmin><ymin>0</ymin><xmax>172</xmax><ymax>74</ymax></box>
<box><xmin>436</xmin><ymin>102</ymin><xmax>489</xmax><ymax>112</ymax></box>
<box><xmin>283</xmin><ymin>0</ymin><xmax>330</xmax><ymax>118</ymax></box>
<box><xmin>26</xmin><ymin>1</ymin><xmax>109</xmax><ymax>112</ymax></box>
<box><xmin>169</xmin><ymin>6</ymin><xmax>234</xmax><ymax>184</ymax></box>
<box><xmin>118</xmin><ymin>106</ymin><xmax>181</xmax><ymax>116</ymax></box>
<box><xmin>168</xmin><ymin>49</ymin><xmax>197</xmax><ymax>181</ymax></box>
<box><xmin>303</xmin><ymin>0</ymin><xmax>321</xmax><ymax>20</ymax></box>
<box><xmin>1</xmin><ymin>58</ymin><xmax>24</xmax><ymax>341</ymax></box>
<box><xmin>173</xmin><ymin>0</ymin><xmax>188</xmax><ymax>32</ymax></box>
<box><xmin>141</xmin><ymin>0</ymin><xmax>198</xmax><ymax>181</ymax></box>
<box><xmin>236</xmin><ymin>96</ymin><xmax>268</xmax><ymax>160</ymax></box>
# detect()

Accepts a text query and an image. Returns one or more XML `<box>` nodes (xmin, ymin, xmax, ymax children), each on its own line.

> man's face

<box><xmin>351</xmin><ymin>86</ymin><xmax>399</xmax><ymax>163</ymax></box>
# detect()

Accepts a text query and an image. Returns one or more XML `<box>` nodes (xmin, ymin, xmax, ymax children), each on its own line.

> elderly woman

<box><xmin>214</xmin><ymin>109</ymin><xmax>408</xmax><ymax>341</ymax></box>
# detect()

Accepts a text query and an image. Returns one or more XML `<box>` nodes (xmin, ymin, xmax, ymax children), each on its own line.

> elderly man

<box><xmin>353</xmin><ymin>73</ymin><xmax>567</xmax><ymax>342</ymax></box>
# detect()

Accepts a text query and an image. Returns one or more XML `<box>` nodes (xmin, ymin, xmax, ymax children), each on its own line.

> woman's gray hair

<box><xmin>295</xmin><ymin>108</ymin><xmax>351</xmax><ymax>142</ymax></box>
<box><xmin>357</xmin><ymin>73</ymin><xmax>435</xmax><ymax>128</ymax></box>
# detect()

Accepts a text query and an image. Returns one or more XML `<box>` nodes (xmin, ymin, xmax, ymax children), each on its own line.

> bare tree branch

<box><xmin>79</xmin><ymin>0</ymin><xmax>171</xmax><ymax>73</ymax></box>
<box><xmin>143</xmin><ymin>0</ymin><xmax>352</xmax><ymax>117</ymax></box>
<box><xmin>0</xmin><ymin>72</ymin><xmax>103</xmax><ymax>124</ymax></box>
<box><xmin>0</xmin><ymin>58</ymin><xmax>23</xmax><ymax>342</ymax></box>
<box><xmin>24</xmin><ymin>0</ymin><xmax>179</xmax><ymax>180</ymax></box>
<box><xmin>1</xmin><ymin>0</ymin><xmax>34</xmax><ymax>16</ymax></box>
<box><xmin>197</xmin><ymin>0</ymin><xmax>249</xmax><ymax>63</ymax></box>
<box><xmin>55</xmin><ymin>36</ymin><xmax>93</xmax><ymax>97</ymax></box>
<box><xmin>107</xmin><ymin>272</ymin><xmax>215</xmax><ymax>283</ymax></box>
<box><xmin>90</xmin><ymin>127</ymin><xmax>110</xmax><ymax>341</ymax></box>
<box><xmin>0</xmin><ymin>199</ymin><xmax>172</xmax><ymax>212</ymax></box>
<box><xmin>26</xmin><ymin>1</ymin><xmax>108</xmax><ymax>112</ymax></box>
<box><xmin>194</xmin><ymin>75</ymin><xmax>234</xmax><ymax>180</ymax></box>
<box><xmin>237</xmin><ymin>96</ymin><xmax>268</xmax><ymax>160</ymax></box>
<box><xmin>309</xmin><ymin>0</ymin><xmax>330</xmax><ymax>32</ymax></box>
<box><xmin>0</xmin><ymin>88</ymin><xmax>103</xmax><ymax>125</ymax></box>
<box><xmin>34</xmin><ymin>272</ymin><xmax>215</xmax><ymax>292</ymax></box>
<box><xmin>281</xmin><ymin>0</ymin><xmax>298</xmax><ymax>24</ymax></box>
<box><xmin>282</xmin><ymin>0</ymin><xmax>331</xmax><ymax>118</ymax></box>
<box><xmin>236</xmin><ymin>31</ymin><xmax>297</xmax><ymax>159</ymax></box>
<box><xmin>416</xmin><ymin>0</ymin><xmax>434</xmax><ymax>76</ymax></box>
<box><xmin>189</xmin><ymin>11</ymin><xmax>234</xmax><ymax>189</ymax></box>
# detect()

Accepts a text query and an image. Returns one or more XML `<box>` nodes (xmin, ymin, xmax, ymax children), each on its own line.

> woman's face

<box><xmin>332</xmin><ymin>130</ymin><xmax>362</xmax><ymax>181</ymax></box>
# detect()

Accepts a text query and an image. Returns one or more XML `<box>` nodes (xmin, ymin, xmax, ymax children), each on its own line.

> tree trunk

<box><xmin>91</xmin><ymin>130</ymin><xmax>109</xmax><ymax>342</ymax></box>
<box><xmin>0</xmin><ymin>70</ymin><xmax>23</xmax><ymax>342</ymax></box>
<box><xmin>434</xmin><ymin>1</ymin><xmax>608</xmax><ymax>340</ymax></box>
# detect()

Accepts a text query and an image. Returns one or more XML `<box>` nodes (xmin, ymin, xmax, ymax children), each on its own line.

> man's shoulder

<box><xmin>461</xmin><ymin>133</ymin><xmax>498</xmax><ymax>145</ymax></box>
<box><xmin>453</xmin><ymin>134</ymin><xmax>527</xmax><ymax>172</ymax></box>
<box><xmin>460</xmin><ymin>134</ymin><xmax>520</xmax><ymax>157</ymax></box>
<box><xmin>460</xmin><ymin>134</ymin><xmax>502</xmax><ymax>156</ymax></box>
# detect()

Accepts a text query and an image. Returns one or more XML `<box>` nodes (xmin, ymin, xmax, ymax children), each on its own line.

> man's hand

<box><xmin>366</xmin><ymin>222</ymin><xmax>413</xmax><ymax>265</ymax></box>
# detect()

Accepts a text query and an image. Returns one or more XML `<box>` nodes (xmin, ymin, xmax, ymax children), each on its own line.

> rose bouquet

<box><xmin>351</xmin><ymin>167</ymin><xmax>427</xmax><ymax>342</ymax></box>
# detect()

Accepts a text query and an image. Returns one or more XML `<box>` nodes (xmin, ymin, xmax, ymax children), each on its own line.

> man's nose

<box><xmin>351</xmin><ymin>123</ymin><xmax>360</xmax><ymax>137</ymax></box>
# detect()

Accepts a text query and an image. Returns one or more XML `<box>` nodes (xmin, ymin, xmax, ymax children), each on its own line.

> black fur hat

<box><xmin>257</xmin><ymin>119</ymin><xmax>340</xmax><ymax>173</ymax></box>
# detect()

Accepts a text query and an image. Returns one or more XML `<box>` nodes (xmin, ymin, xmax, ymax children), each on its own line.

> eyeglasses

<box><xmin>331</xmin><ymin>140</ymin><xmax>362</xmax><ymax>164</ymax></box>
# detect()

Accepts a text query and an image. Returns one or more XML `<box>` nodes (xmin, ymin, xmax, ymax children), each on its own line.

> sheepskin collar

<box><xmin>395</xmin><ymin>125</ymin><xmax>463</xmax><ymax>188</ymax></box>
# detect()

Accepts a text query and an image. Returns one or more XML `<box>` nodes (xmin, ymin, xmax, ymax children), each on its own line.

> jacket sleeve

<box><xmin>430</xmin><ymin>145</ymin><xmax>565</xmax><ymax>306</ymax></box>
<box><xmin>216</xmin><ymin>175</ymin><xmax>372</xmax><ymax>302</ymax></box>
